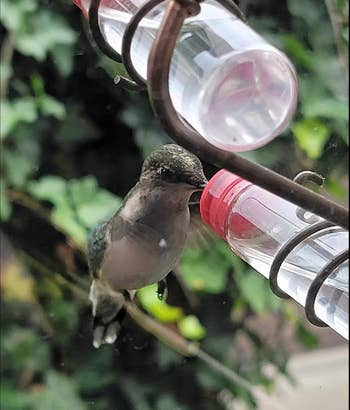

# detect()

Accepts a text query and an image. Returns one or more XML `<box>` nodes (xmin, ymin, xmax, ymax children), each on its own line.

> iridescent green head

<box><xmin>141</xmin><ymin>144</ymin><xmax>207</xmax><ymax>190</ymax></box>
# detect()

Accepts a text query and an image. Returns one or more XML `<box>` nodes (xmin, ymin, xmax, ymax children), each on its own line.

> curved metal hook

<box><xmin>89</xmin><ymin>0</ymin><xmax>144</xmax><ymax>91</ymax></box>
<box><xmin>268</xmin><ymin>221</ymin><xmax>335</xmax><ymax>299</ymax></box>
<box><xmin>305</xmin><ymin>249</ymin><xmax>349</xmax><ymax>327</ymax></box>
<box><xmin>293</xmin><ymin>171</ymin><xmax>325</xmax><ymax>224</ymax></box>
<box><xmin>293</xmin><ymin>171</ymin><xmax>325</xmax><ymax>187</ymax></box>
<box><xmin>88</xmin><ymin>0</ymin><xmax>123</xmax><ymax>62</ymax></box>
<box><xmin>121</xmin><ymin>0</ymin><xmax>167</xmax><ymax>88</ymax></box>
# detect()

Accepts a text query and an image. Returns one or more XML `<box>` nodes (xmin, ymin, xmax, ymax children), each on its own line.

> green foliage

<box><xmin>28</xmin><ymin>176</ymin><xmax>122</xmax><ymax>244</ymax></box>
<box><xmin>1</xmin><ymin>0</ymin><xmax>347</xmax><ymax>409</ymax></box>
<box><xmin>293</xmin><ymin>118</ymin><xmax>330</xmax><ymax>159</ymax></box>
<box><xmin>1</xmin><ymin>98</ymin><xmax>38</xmax><ymax>138</ymax></box>
<box><xmin>138</xmin><ymin>285</ymin><xmax>206</xmax><ymax>340</ymax></box>
<box><xmin>296</xmin><ymin>322</ymin><xmax>319</xmax><ymax>349</ymax></box>
<box><xmin>0</xmin><ymin>384</ymin><xmax>32</xmax><ymax>410</ymax></box>
<box><xmin>0</xmin><ymin>0</ymin><xmax>76</xmax><ymax>67</ymax></box>
<box><xmin>137</xmin><ymin>284</ymin><xmax>183</xmax><ymax>323</ymax></box>
<box><xmin>30</xmin><ymin>372</ymin><xmax>86</xmax><ymax>410</ymax></box>
<box><xmin>285</xmin><ymin>0</ymin><xmax>349</xmax><ymax>155</ymax></box>
<box><xmin>180</xmin><ymin>240</ymin><xmax>232</xmax><ymax>293</ymax></box>
<box><xmin>1</xmin><ymin>328</ymin><xmax>50</xmax><ymax>374</ymax></box>
<box><xmin>0</xmin><ymin>179</ymin><xmax>11</xmax><ymax>220</ymax></box>
<box><xmin>236</xmin><ymin>271</ymin><xmax>281</xmax><ymax>314</ymax></box>
<box><xmin>155</xmin><ymin>395</ymin><xmax>189</xmax><ymax>410</ymax></box>
<box><xmin>178</xmin><ymin>315</ymin><xmax>206</xmax><ymax>340</ymax></box>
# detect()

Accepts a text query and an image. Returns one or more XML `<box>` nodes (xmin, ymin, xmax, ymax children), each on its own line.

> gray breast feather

<box><xmin>102</xmin><ymin>211</ymin><xmax>189</xmax><ymax>291</ymax></box>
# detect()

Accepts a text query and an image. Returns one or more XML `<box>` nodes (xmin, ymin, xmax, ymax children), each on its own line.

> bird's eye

<box><xmin>160</xmin><ymin>168</ymin><xmax>174</xmax><ymax>179</ymax></box>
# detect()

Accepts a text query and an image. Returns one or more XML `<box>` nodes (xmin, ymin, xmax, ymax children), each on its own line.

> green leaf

<box><xmin>155</xmin><ymin>395</ymin><xmax>189</xmax><ymax>410</ymax></box>
<box><xmin>38</xmin><ymin>95</ymin><xmax>66</xmax><ymax>120</ymax></box>
<box><xmin>51</xmin><ymin>204</ymin><xmax>88</xmax><ymax>244</ymax></box>
<box><xmin>47</xmin><ymin>300</ymin><xmax>79</xmax><ymax>342</ymax></box>
<box><xmin>293</xmin><ymin>118</ymin><xmax>330</xmax><ymax>159</ymax></box>
<box><xmin>296</xmin><ymin>322</ymin><xmax>319</xmax><ymax>348</ymax></box>
<box><xmin>30</xmin><ymin>371</ymin><xmax>86</xmax><ymax>410</ymax></box>
<box><xmin>196</xmin><ymin>366</ymin><xmax>225</xmax><ymax>390</ymax></box>
<box><xmin>119</xmin><ymin>378</ymin><xmax>153</xmax><ymax>410</ymax></box>
<box><xmin>55</xmin><ymin>106</ymin><xmax>100</xmax><ymax>145</ymax></box>
<box><xmin>28</xmin><ymin>176</ymin><xmax>121</xmax><ymax>243</ymax></box>
<box><xmin>237</xmin><ymin>272</ymin><xmax>269</xmax><ymax>314</ymax></box>
<box><xmin>0</xmin><ymin>98</ymin><xmax>37</xmax><ymax>138</ymax></box>
<box><xmin>0</xmin><ymin>0</ymin><xmax>37</xmax><ymax>32</ymax></box>
<box><xmin>0</xmin><ymin>384</ymin><xmax>31</xmax><ymax>410</ymax></box>
<box><xmin>28</xmin><ymin>176</ymin><xmax>67</xmax><ymax>203</ymax></box>
<box><xmin>324</xmin><ymin>178</ymin><xmax>348</xmax><ymax>200</ymax></box>
<box><xmin>281</xmin><ymin>34</ymin><xmax>314</xmax><ymax>69</ymax></box>
<box><xmin>66</xmin><ymin>177</ymin><xmax>122</xmax><ymax>230</ymax></box>
<box><xmin>13</xmin><ymin>9</ymin><xmax>76</xmax><ymax>62</ymax></box>
<box><xmin>77</xmin><ymin>190</ymin><xmax>120</xmax><ymax>229</ymax></box>
<box><xmin>302</xmin><ymin>98</ymin><xmax>348</xmax><ymax>121</ymax></box>
<box><xmin>1</xmin><ymin>328</ymin><xmax>50</xmax><ymax>373</ymax></box>
<box><xmin>0</xmin><ymin>179</ymin><xmax>11</xmax><ymax>221</ymax></box>
<box><xmin>178</xmin><ymin>315</ymin><xmax>206</xmax><ymax>340</ymax></box>
<box><xmin>0</xmin><ymin>62</ymin><xmax>12</xmax><ymax>84</ymax></box>
<box><xmin>137</xmin><ymin>284</ymin><xmax>183</xmax><ymax>322</ymax></box>
<box><xmin>3</xmin><ymin>149</ymin><xmax>38</xmax><ymax>187</ymax></box>
<box><xmin>156</xmin><ymin>343</ymin><xmax>182</xmax><ymax>370</ymax></box>
<box><xmin>180</xmin><ymin>241</ymin><xmax>232</xmax><ymax>293</ymax></box>
<box><xmin>50</xmin><ymin>44</ymin><xmax>75</xmax><ymax>77</ymax></box>
<box><xmin>287</xmin><ymin>0</ymin><xmax>322</xmax><ymax>25</ymax></box>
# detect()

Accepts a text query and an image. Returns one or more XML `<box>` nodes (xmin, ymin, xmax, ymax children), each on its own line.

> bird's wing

<box><xmin>186</xmin><ymin>202</ymin><xmax>217</xmax><ymax>250</ymax></box>
<box><xmin>87</xmin><ymin>220</ymin><xmax>111</xmax><ymax>278</ymax></box>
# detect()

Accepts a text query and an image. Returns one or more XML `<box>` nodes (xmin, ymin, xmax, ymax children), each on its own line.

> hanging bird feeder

<box><xmin>74</xmin><ymin>0</ymin><xmax>349</xmax><ymax>337</ymax></box>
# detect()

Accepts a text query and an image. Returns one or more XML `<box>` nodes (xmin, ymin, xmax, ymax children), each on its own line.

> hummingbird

<box><xmin>87</xmin><ymin>144</ymin><xmax>207</xmax><ymax>348</ymax></box>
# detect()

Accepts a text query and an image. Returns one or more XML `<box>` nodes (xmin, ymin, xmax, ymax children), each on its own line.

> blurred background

<box><xmin>0</xmin><ymin>0</ymin><xmax>348</xmax><ymax>409</ymax></box>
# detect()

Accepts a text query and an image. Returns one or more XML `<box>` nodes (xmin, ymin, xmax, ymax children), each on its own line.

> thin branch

<box><xmin>125</xmin><ymin>301</ymin><xmax>255</xmax><ymax>395</ymax></box>
<box><xmin>21</xmin><ymin>252</ymin><xmax>89</xmax><ymax>300</ymax></box>
<box><xmin>7</xmin><ymin>188</ymin><xmax>86</xmax><ymax>256</ymax></box>
<box><xmin>0</xmin><ymin>32</ymin><xmax>15</xmax><ymax>99</ymax></box>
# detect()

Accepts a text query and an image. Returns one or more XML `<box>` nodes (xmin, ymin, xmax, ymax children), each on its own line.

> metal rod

<box><xmin>268</xmin><ymin>221</ymin><xmax>335</xmax><ymax>299</ymax></box>
<box><xmin>146</xmin><ymin>0</ymin><xmax>349</xmax><ymax>230</ymax></box>
<box><xmin>305</xmin><ymin>250</ymin><xmax>349</xmax><ymax>326</ymax></box>
<box><xmin>121</xmin><ymin>0</ymin><xmax>165</xmax><ymax>87</ymax></box>
<box><xmin>89</xmin><ymin>0</ymin><xmax>144</xmax><ymax>91</ymax></box>
<box><xmin>88</xmin><ymin>0</ymin><xmax>123</xmax><ymax>63</ymax></box>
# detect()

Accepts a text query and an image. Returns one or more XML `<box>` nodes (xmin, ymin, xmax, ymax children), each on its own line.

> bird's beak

<box><xmin>190</xmin><ymin>176</ymin><xmax>208</xmax><ymax>190</ymax></box>
<box><xmin>197</xmin><ymin>181</ymin><xmax>208</xmax><ymax>190</ymax></box>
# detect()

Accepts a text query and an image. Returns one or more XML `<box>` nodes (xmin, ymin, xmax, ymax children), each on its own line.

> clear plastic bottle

<box><xmin>74</xmin><ymin>0</ymin><xmax>298</xmax><ymax>152</ymax></box>
<box><xmin>200</xmin><ymin>169</ymin><xmax>349</xmax><ymax>339</ymax></box>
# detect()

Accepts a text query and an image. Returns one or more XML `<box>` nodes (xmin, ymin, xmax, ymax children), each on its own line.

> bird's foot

<box><xmin>89</xmin><ymin>280</ymin><xmax>127</xmax><ymax>348</ymax></box>
<box><xmin>92</xmin><ymin>310</ymin><xmax>125</xmax><ymax>349</ymax></box>
<box><xmin>157</xmin><ymin>279</ymin><xmax>168</xmax><ymax>301</ymax></box>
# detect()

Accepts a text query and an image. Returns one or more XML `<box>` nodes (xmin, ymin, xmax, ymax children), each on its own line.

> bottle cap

<box><xmin>200</xmin><ymin>169</ymin><xmax>251</xmax><ymax>239</ymax></box>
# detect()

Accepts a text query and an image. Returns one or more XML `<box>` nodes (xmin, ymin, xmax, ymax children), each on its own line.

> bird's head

<box><xmin>140</xmin><ymin>144</ymin><xmax>207</xmax><ymax>191</ymax></box>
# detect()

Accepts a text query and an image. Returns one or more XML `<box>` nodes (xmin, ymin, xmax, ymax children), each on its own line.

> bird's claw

<box><xmin>92</xmin><ymin>317</ymin><xmax>121</xmax><ymax>349</ymax></box>
<box><xmin>157</xmin><ymin>280</ymin><xmax>167</xmax><ymax>301</ymax></box>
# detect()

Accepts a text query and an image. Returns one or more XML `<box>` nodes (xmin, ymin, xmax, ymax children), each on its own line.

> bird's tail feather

<box><xmin>92</xmin><ymin>307</ymin><xmax>126</xmax><ymax>348</ymax></box>
<box><xmin>89</xmin><ymin>281</ymin><xmax>131</xmax><ymax>348</ymax></box>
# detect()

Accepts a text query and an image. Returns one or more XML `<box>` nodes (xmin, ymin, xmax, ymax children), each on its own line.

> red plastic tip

<box><xmin>200</xmin><ymin>170</ymin><xmax>251</xmax><ymax>239</ymax></box>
